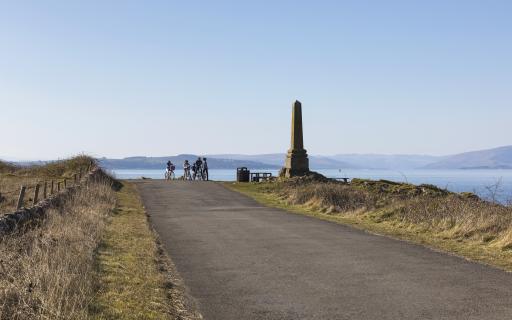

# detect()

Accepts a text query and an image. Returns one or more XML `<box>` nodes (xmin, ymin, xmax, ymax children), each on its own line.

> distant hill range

<box><xmin>421</xmin><ymin>146</ymin><xmax>512</xmax><ymax>169</ymax></box>
<box><xmin>207</xmin><ymin>153</ymin><xmax>442</xmax><ymax>169</ymax></box>
<box><xmin>210</xmin><ymin>146</ymin><xmax>512</xmax><ymax>170</ymax></box>
<box><xmin>207</xmin><ymin>154</ymin><xmax>358</xmax><ymax>169</ymax></box>
<box><xmin>98</xmin><ymin>155</ymin><xmax>281</xmax><ymax>170</ymax></box>
<box><xmin>6</xmin><ymin>145</ymin><xmax>512</xmax><ymax>170</ymax></box>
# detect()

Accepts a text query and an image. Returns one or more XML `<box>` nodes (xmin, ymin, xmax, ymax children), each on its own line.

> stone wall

<box><xmin>0</xmin><ymin>167</ymin><xmax>116</xmax><ymax>236</ymax></box>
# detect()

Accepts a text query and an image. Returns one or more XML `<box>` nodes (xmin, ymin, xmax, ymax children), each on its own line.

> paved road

<box><xmin>135</xmin><ymin>180</ymin><xmax>512</xmax><ymax>320</ymax></box>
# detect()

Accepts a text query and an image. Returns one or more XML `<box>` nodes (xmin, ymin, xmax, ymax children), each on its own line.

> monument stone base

<box><xmin>280</xmin><ymin>149</ymin><xmax>310</xmax><ymax>178</ymax></box>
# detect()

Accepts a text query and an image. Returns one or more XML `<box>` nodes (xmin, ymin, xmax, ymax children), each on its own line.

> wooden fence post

<box><xmin>64</xmin><ymin>179</ymin><xmax>67</xmax><ymax>188</ymax></box>
<box><xmin>43</xmin><ymin>182</ymin><xmax>47</xmax><ymax>199</ymax></box>
<box><xmin>51</xmin><ymin>181</ymin><xmax>54</xmax><ymax>194</ymax></box>
<box><xmin>57</xmin><ymin>182</ymin><xmax>61</xmax><ymax>192</ymax></box>
<box><xmin>16</xmin><ymin>186</ymin><xmax>26</xmax><ymax>210</ymax></box>
<box><xmin>79</xmin><ymin>168</ymin><xmax>83</xmax><ymax>179</ymax></box>
<box><xmin>74</xmin><ymin>173</ymin><xmax>78</xmax><ymax>185</ymax></box>
<box><xmin>33</xmin><ymin>184</ymin><xmax>40</xmax><ymax>204</ymax></box>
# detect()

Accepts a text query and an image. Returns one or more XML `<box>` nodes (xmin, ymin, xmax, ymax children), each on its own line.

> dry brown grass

<box><xmin>278</xmin><ymin>180</ymin><xmax>512</xmax><ymax>251</ymax></box>
<box><xmin>0</xmin><ymin>179</ymin><xmax>115</xmax><ymax>320</ymax></box>
<box><xmin>91</xmin><ymin>182</ymin><xmax>173</xmax><ymax>319</ymax></box>
<box><xmin>0</xmin><ymin>156</ymin><xmax>93</xmax><ymax>214</ymax></box>
<box><xmin>394</xmin><ymin>195</ymin><xmax>512</xmax><ymax>248</ymax></box>
<box><xmin>0</xmin><ymin>161</ymin><xmax>15</xmax><ymax>173</ymax></box>
<box><xmin>283</xmin><ymin>182</ymin><xmax>377</xmax><ymax>213</ymax></box>
<box><xmin>90</xmin><ymin>181</ymin><xmax>202</xmax><ymax>320</ymax></box>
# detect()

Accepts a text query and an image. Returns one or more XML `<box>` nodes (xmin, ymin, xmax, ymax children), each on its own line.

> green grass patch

<box><xmin>225</xmin><ymin>182</ymin><xmax>512</xmax><ymax>272</ymax></box>
<box><xmin>90</xmin><ymin>181</ymin><xmax>173</xmax><ymax>320</ymax></box>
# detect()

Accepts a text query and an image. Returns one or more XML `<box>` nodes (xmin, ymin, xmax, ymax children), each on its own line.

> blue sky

<box><xmin>1</xmin><ymin>1</ymin><xmax>511</xmax><ymax>160</ymax></box>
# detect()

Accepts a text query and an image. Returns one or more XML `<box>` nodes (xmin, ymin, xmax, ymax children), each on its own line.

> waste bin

<box><xmin>237</xmin><ymin>167</ymin><xmax>250</xmax><ymax>182</ymax></box>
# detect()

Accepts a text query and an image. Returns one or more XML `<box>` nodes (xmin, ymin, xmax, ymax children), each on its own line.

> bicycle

<box><xmin>164</xmin><ymin>169</ymin><xmax>175</xmax><ymax>180</ymax></box>
<box><xmin>193</xmin><ymin>164</ymin><xmax>206</xmax><ymax>181</ymax></box>
<box><xmin>183</xmin><ymin>167</ymin><xmax>192</xmax><ymax>180</ymax></box>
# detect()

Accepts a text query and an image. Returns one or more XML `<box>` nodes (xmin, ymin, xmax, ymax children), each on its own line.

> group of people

<box><xmin>166</xmin><ymin>157</ymin><xmax>209</xmax><ymax>181</ymax></box>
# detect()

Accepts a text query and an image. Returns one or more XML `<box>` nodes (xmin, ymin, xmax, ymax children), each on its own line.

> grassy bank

<box><xmin>0</xmin><ymin>156</ymin><xmax>93</xmax><ymax>214</ymax></box>
<box><xmin>90</xmin><ymin>181</ymin><xmax>201</xmax><ymax>320</ymax></box>
<box><xmin>0</xmin><ymin>178</ymin><xmax>115</xmax><ymax>319</ymax></box>
<box><xmin>1</xmin><ymin>158</ymin><xmax>198</xmax><ymax>319</ymax></box>
<box><xmin>226</xmin><ymin>179</ymin><xmax>512</xmax><ymax>271</ymax></box>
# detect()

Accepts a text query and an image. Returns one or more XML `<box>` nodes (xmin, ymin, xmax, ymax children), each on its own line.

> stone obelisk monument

<box><xmin>281</xmin><ymin>100</ymin><xmax>310</xmax><ymax>178</ymax></box>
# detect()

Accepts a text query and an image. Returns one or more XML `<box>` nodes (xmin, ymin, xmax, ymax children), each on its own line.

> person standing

<box><xmin>191</xmin><ymin>163</ymin><xmax>197</xmax><ymax>180</ymax></box>
<box><xmin>195</xmin><ymin>157</ymin><xmax>203</xmax><ymax>180</ymax></box>
<box><xmin>203</xmin><ymin>157</ymin><xmax>209</xmax><ymax>181</ymax></box>
<box><xmin>169</xmin><ymin>162</ymin><xmax>176</xmax><ymax>180</ymax></box>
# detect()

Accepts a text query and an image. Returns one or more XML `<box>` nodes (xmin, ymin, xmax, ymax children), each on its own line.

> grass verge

<box><xmin>225</xmin><ymin>182</ymin><xmax>512</xmax><ymax>272</ymax></box>
<box><xmin>0</xmin><ymin>179</ymin><xmax>115</xmax><ymax>320</ymax></box>
<box><xmin>90</xmin><ymin>181</ymin><xmax>201</xmax><ymax>320</ymax></box>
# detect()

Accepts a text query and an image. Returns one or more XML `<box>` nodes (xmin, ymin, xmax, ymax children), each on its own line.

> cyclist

<box><xmin>165</xmin><ymin>161</ymin><xmax>173</xmax><ymax>180</ymax></box>
<box><xmin>183</xmin><ymin>160</ymin><xmax>191</xmax><ymax>180</ymax></box>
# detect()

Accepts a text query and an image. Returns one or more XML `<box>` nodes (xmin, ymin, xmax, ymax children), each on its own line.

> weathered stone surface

<box><xmin>281</xmin><ymin>100</ymin><xmax>310</xmax><ymax>178</ymax></box>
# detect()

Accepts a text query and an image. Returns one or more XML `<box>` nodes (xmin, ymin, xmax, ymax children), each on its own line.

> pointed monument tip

<box><xmin>294</xmin><ymin>100</ymin><xmax>302</xmax><ymax>106</ymax></box>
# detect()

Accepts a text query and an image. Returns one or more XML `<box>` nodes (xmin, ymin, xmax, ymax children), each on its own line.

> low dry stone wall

<box><xmin>0</xmin><ymin>168</ymin><xmax>116</xmax><ymax>236</ymax></box>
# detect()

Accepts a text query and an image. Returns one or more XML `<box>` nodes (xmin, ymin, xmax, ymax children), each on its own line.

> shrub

<box><xmin>279</xmin><ymin>181</ymin><xmax>377</xmax><ymax>213</ymax></box>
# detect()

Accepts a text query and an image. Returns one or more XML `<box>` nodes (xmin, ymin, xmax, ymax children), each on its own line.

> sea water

<box><xmin>110</xmin><ymin>168</ymin><xmax>512</xmax><ymax>203</ymax></box>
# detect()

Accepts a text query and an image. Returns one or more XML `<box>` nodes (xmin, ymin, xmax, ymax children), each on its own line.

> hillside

<box><xmin>329</xmin><ymin>154</ymin><xmax>443</xmax><ymax>170</ymax></box>
<box><xmin>8</xmin><ymin>145</ymin><xmax>512</xmax><ymax>171</ymax></box>
<box><xmin>207</xmin><ymin>153</ymin><xmax>358</xmax><ymax>169</ymax></box>
<box><xmin>211</xmin><ymin>146</ymin><xmax>512</xmax><ymax>170</ymax></box>
<box><xmin>98</xmin><ymin>155</ymin><xmax>280</xmax><ymax>170</ymax></box>
<box><xmin>208</xmin><ymin>153</ymin><xmax>442</xmax><ymax>169</ymax></box>
<box><xmin>423</xmin><ymin>146</ymin><xmax>512</xmax><ymax>169</ymax></box>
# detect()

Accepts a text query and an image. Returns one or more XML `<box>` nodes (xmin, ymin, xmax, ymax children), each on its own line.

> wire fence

<box><xmin>0</xmin><ymin>165</ymin><xmax>92</xmax><ymax>213</ymax></box>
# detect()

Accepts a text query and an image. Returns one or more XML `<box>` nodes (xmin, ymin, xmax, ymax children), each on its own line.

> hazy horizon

<box><xmin>3</xmin><ymin>144</ymin><xmax>512</xmax><ymax>162</ymax></box>
<box><xmin>1</xmin><ymin>1</ymin><xmax>511</xmax><ymax>159</ymax></box>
